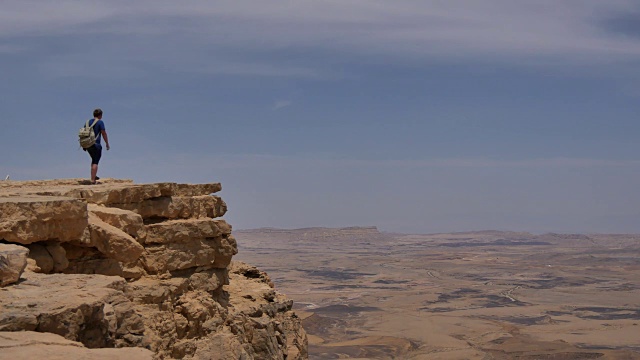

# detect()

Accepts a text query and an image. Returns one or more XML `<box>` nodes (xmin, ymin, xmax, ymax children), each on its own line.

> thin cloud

<box><xmin>272</xmin><ymin>100</ymin><xmax>292</xmax><ymax>111</ymax></box>
<box><xmin>195</xmin><ymin>63</ymin><xmax>318</xmax><ymax>78</ymax></box>
<box><xmin>1</xmin><ymin>1</ymin><xmax>640</xmax><ymax>73</ymax></box>
<box><xmin>148</xmin><ymin>154</ymin><xmax>640</xmax><ymax>171</ymax></box>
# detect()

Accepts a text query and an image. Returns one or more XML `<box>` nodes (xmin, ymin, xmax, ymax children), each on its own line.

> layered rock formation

<box><xmin>0</xmin><ymin>179</ymin><xmax>307</xmax><ymax>359</ymax></box>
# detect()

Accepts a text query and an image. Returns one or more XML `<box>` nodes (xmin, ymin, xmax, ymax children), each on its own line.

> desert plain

<box><xmin>235</xmin><ymin>227</ymin><xmax>640</xmax><ymax>359</ymax></box>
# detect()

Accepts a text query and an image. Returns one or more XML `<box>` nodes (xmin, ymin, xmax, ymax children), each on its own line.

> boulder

<box><xmin>27</xmin><ymin>243</ymin><xmax>54</xmax><ymax>273</ymax></box>
<box><xmin>88</xmin><ymin>204</ymin><xmax>145</xmax><ymax>239</ymax></box>
<box><xmin>45</xmin><ymin>242</ymin><xmax>69</xmax><ymax>272</ymax></box>
<box><xmin>87</xmin><ymin>213</ymin><xmax>145</xmax><ymax>264</ymax></box>
<box><xmin>0</xmin><ymin>331</ymin><xmax>154</xmax><ymax>360</ymax></box>
<box><xmin>25</xmin><ymin>258</ymin><xmax>40</xmax><ymax>272</ymax></box>
<box><xmin>0</xmin><ymin>196</ymin><xmax>87</xmax><ymax>244</ymax></box>
<box><xmin>0</xmin><ymin>243</ymin><xmax>29</xmax><ymax>286</ymax></box>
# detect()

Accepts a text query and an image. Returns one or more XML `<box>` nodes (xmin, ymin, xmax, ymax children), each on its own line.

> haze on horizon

<box><xmin>1</xmin><ymin>1</ymin><xmax>639</xmax><ymax>234</ymax></box>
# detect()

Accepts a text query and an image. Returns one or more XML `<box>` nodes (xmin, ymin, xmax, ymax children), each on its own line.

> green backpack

<box><xmin>78</xmin><ymin>119</ymin><xmax>99</xmax><ymax>149</ymax></box>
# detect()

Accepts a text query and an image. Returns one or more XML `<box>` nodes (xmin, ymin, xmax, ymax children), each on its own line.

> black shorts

<box><xmin>87</xmin><ymin>145</ymin><xmax>102</xmax><ymax>165</ymax></box>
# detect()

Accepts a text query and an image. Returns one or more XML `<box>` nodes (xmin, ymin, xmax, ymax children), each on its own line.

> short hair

<box><xmin>93</xmin><ymin>108</ymin><xmax>103</xmax><ymax>118</ymax></box>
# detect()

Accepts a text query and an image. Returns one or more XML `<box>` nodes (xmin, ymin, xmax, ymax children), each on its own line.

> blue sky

<box><xmin>1</xmin><ymin>1</ymin><xmax>640</xmax><ymax>233</ymax></box>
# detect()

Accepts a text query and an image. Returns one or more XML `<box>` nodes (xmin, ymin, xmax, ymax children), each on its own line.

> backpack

<box><xmin>78</xmin><ymin>119</ymin><xmax>99</xmax><ymax>149</ymax></box>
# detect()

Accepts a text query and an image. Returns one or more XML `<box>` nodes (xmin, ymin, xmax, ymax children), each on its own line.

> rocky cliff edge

<box><xmin>0</xmin><ymin>179</ymin><xmax>307</xmax><ymax>359</ymax></box>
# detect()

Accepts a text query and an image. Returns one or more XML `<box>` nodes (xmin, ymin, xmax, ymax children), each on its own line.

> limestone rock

<box><xmin>174</xmin><ymin>183</ymin><xmax>222</xmax><ymax>196</ymax></box>
<box><xmin>63</xmin><ymin>183</ymin><xmax>175</xmax><ymax>205</ymax></box>
<box><xmin>224</xmin><ymin>261</ymin><xmax>308</xmax><ymax>360</ymax></box>
<box><xmin>145</xmin><ymin>219</ymin><xmax>232</xmax><ymax>244</ymax></box>
<box><xmin>125</xmin><ymin>268</ymin><xmax>227</xmax><ymax>307</ymax></box>
<box><xmin>126</xmin><ymin>277</ymin><xmax>189</xmax><ymax>305</ymax></box>
<box><xmin>45</xmin><ymin>242</ymin><xmax>69</xmax><ymax>272</ymax></box>
<box><xmin>113</xmin><ymin>195</ymin><xmax>227</xmax><ymax>221</ymax></box>
<box><xmin>0</xmin><ymin>179</ymin><xmax>308</xmax><ymax>359</ymax></box>
<box><xmin>0</xmin><ymin>196</ymin><xmax>87</xmax><ymax>244</ymax></box>
<box><xmin>62</xmin><ymin>241</ymin><xmax>147</xmax><ymax>280</ymax></box>
<box><xmin>124</xmin><ymin>262</ymin><xmax>303</xmax><ymax>360</ymax></box>
<box><xmin>27</xmin><ymin>243</ymin><xmax>54</xmax><ymax>273</ymax></box>
<box><xmin>57</xmin><ymin>241</ymin><xmax>141</xmax><ymax>279</ymax></box>
<box><xmin>0</xmin><ymin>331</ymin><xmax>154</xmax><ymax>360</ymax></box>
<box><xmin>123</xmin><ymin>275</ymin><xmax>226</xmax><ymax>358</ymax></box>
<box><xmin>0</xmin><ymin>178</ymin><xmax>132</xmax><ymax>191</ymax></box>
<box><xmin>1</xmin><ymin>180</ymin><xmax>220</xmax><ymax>202</ymax></box>
<box><xmin>141</xmin><ymin>235</ymin><xmax>237</xmax><ymax>273</ymax></box>
<box><xmin>88</xmin><ymin>204</ymin><xmax>145</xmax><ymax>239</ymax></box>
<box><xmin>62</xmin><ymin>242</ymin><xmax>101</xmax><ymax>260</ymax></box>
<box><xmin>216</xmin><ymin>235</ymin><xmax>238</xmax><ymax>264</ymax></box>
<box><xmin>63</xmin><ymin>258</ymin><xmax>119</xmax><ymax>276</ymax></box>
<box><xmin>63</xmin><ymin>258</ymin><xmax>145</xmax><ymax>279</ymax></box>
<box><xmin>25</xmin><ymin>257</ymin><xmax>40</xmax><ymax>272</ymax></box>
<box><xmin>60</xmin><ymin>182</ymin><xmax>218</xmax><ymax>205</ymax></box>
<box><xmin>187</xmin><ymin>267</ymin><xmax>229</xmax><ymax>292</ymax></box>
<box><xmin>26</xmin><ymin>242</ymin><xmax>70</xmax><ymax>274</ymax></box>
<box><xmin>141</xmin><ymin>241</ymin><xmax>216</xmax><ymax>273</ymax></box>
<box><xmin>187</xmin><ymin>331</ymin><xmax>251</xmax><ymax>360</ymax></box>
<box><xmin>0</xmin><ymin>272</ymin><xmax>146</xmax><ymax>348</ymax></box>
<box><xmin>0</xmin><ymin>244</ymin><xmax>29</xmax><ymax>286</ymax></box>
<box><xmin>87</xmin><ymin>213</ymin><xmax>145</xmax><ymax>264</ymax></box>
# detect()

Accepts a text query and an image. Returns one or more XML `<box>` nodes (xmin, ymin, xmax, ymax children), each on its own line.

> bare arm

<box><xmin>101</xmin><ymin>130</ymin><xmax>110</xmax><ymax>150</ymax></box>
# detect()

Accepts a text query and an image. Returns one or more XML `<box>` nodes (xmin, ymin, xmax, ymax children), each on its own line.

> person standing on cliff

<box><xmin>85</xmin><ymin>108</ymin><xmax>110</xmax><ymax>184</ymax></box>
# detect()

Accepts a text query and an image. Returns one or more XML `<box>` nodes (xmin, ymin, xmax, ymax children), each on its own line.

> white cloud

<box><xmin>0</xmin><ymin>1</ymin><xmax>116</xmax><ymax>36</ymax></box>
<box><xmin>272</xmin><ymin>100</ymin><xmax>292</xmax><ymax>111</ymax></box>
<box><xmin>2</xmin><ymin>0</ymin><xmax>640</xmax><ymax>66</ymax></box>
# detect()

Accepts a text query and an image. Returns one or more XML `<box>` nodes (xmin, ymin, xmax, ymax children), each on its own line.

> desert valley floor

<box><xmin>234</xmin><ymin>228</ymin><xmax>640</xmax><ymax>360</ymax></box>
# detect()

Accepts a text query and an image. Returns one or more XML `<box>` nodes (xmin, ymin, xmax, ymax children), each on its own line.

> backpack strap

<box><xmin>86</xmin><ymin>119</ymin><xmax>100</xmax><ymax>129</ymax></box>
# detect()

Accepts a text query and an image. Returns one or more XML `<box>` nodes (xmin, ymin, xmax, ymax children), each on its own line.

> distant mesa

<box><xmin>238</xmin><ymin>226</ymin><xmax>381</xmax><ymax>234</ymax></box>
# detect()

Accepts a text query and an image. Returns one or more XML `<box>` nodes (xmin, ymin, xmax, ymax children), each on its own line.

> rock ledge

<box><xmin>0</xmin><ymin>178</ymin><xmax>307</xmax><ymax>359</ymax></box>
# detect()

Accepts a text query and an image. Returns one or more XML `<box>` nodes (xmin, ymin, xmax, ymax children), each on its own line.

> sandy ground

<box><xmin>234</xmin><ymin>228</ymin><xmax>640</xmax><ymax>359</ymax></box>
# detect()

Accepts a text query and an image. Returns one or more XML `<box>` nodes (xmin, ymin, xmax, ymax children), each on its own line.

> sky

<box><xmin>1</xmin><ymin>1</ymin><xmax>640</xmax><ymax>234</ymax></box>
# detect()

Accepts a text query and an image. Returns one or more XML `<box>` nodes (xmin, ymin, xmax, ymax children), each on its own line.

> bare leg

<box><xmin>91</xmin><ymin>164</ymin><xmax>99</xmax><ymax>183</ymax></box>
